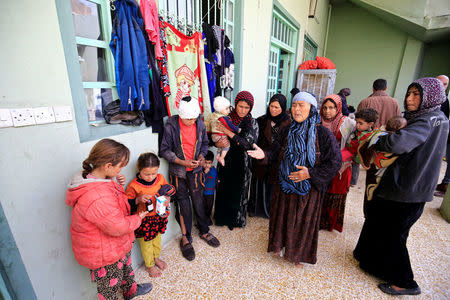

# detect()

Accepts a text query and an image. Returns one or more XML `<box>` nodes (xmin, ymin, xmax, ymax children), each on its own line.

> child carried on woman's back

<box><xmin>342</xmin><ymin>111</ymin><xmax>407</xmax><ymax>201</ymax></box>
<box><xmin>205</xmin><ymin>96</ymin><xmax>240</xmax><ymax>166</ymax></box>
<box><xmin>126</xmin><ymin>153</ymin><xmax>176</xmax><ymax>277</ymax></box>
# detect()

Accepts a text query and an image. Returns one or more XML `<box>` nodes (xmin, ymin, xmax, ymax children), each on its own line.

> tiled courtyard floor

<box><xmin>132</xmin><ymin>166</ymin><xmax>450</xmax><ymax>299</ymax></box>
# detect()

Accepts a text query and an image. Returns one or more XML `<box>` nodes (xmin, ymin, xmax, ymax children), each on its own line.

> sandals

<box><xmin>200</xmin><ymin>233</ymin><xmax>220</xmax><ymax>248</ymax></box>
<box><xmin>378</xmin><ymin>283</ymin><xmax>421</xmax><ymax>295</ymax></box>
<box><xmin>180</xmin><ymin>239</ymin><xmax>195</xmax><ymax>261</ymax></box>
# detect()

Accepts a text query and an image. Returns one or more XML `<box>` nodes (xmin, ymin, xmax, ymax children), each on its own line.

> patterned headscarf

<box><xmin>267</xmin><ymin>93</ymin><xmax>290</xmax><ymax>125</ymax></box>
<box><xmin>230</xmin><ymin>91</ymin><xmax>254</xmax><ymax>127</ymax></box>
<box><xmin>403</xmin><ymin>77</ymin><xmax>446</xmax><ymax>121</ymax></box>
<box><xmin>279</xmin><ymin>93</ymin><xmax>320</xmax><ymax>195</ymax></box>
<box><xmin>320</xmin><ymin>94</ymin><xmax>345</xmax><ymax>136</ymax></box>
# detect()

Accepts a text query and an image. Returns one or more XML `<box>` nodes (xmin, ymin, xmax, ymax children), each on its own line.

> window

<box><xmin>71</xmin><ymin>0</ymin><xmax>116</xmax><ymax>124</ymax></box>
<box><xmin>302</xmin><ymin>35</ymin><xmax>317</xmax><ymax>62</ymax></box>
<box><xmin>56</xmin><ymin>0</ymin><xmax>238</xmax><ymax>141</ymax></box>
<box><xmin>266</xmin><ymin>5</ymin><xmax>299</xmax><ymax>103</ymax></box>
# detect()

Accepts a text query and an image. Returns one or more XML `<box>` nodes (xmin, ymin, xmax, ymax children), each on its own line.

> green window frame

<box><xmin>266</xmin><ymin>1</ymin><xmax>299</xmax><ymax>104</ymax></box>
<box><xmin>303</xmin><ymin>35</ymin><xmax>317</xmax><ymax>62</ymax></box>
<box><xmin>56</xmin><ymin>0</ymin><xmax>147</xmax><ymax>142</ymax></box>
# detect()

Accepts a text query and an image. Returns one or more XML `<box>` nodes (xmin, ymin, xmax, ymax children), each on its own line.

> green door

<box><xmin>267</xmin><ymin>45</ymin><xmax>281</xmax><ymax>103</ymax></box>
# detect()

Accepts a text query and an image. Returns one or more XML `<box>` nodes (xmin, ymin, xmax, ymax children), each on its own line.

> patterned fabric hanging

<box><xmin>163</xmin><ymin>22</ymin><xmax>211</xmax><ymax>117</ymax></box>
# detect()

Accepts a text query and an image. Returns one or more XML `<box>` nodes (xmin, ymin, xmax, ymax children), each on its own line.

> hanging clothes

<box><xmin>110</xmin><ymin>0</ymin><xmax>150</xmax><ymax>111</ymax></box>
<box><xmin>140</xmin><ymin>0</ymin><xmax>163</xmax><ymax>60</ymax></box>
<box><xmin>223</xmin><ymin>35</ymin><xmax>235</xmax><ymax>97</ymax></box>
<box><xmin>202</xmin><ymin>23</ymin><xmax>219</xmax><ymax>63</ymax></box>
<box><xmin>158</xmin><ymin>17</ymin><xmax>171</xmax><ymax>99</ymax></box>
<box><xmin>141</xmin><ymin>23</ymin><xmax>167</xmax><ymax>135</ymax></box>
<box><xmin>164</xmin><ymin>22</ymin><xmax>211</xmax><ymax>117</ymax></box>
<box><xmin>212</xmin><ymin>25</ymin><xmax>224</xmax><ymax>74</ymax></box>
<box><xmin>203</xmin><ymin>32</ymin><xmax>217</xmax><ymax>111</ymax></box>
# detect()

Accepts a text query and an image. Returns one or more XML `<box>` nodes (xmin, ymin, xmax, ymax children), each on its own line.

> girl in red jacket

<box><xmin>126</xmin><ymin>153</ymin><xmax>175</xmax><ymax>277</ymax></box>
<box><xmin>66</xmin><ymin>139</ymin><xmax>152</xmax><ymax>300</ymax></box>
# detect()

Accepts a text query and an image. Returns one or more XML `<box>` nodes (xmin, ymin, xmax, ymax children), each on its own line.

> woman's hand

<box><xmin>116</xmin><ymin>174</ymin><xmax>126</xmax><ymax>185</ymax></box>
<box><xmin>288</xmin><ymin>165</ymin><xmax>310</xmax><ymax>183</ymax></box>
<box><xmin>215</xmin><ymin>136</ymin><xmax>229</xmax><ymax>148</ymax></box>
<box><xmin>136</xmin><ymin>194</ymin><xmax>151</xmax><ymax>204</ymax></box>
<box><xmin>247</xmin><ymin>144</ymin><xmax>265</xmax><ymax>159</ymax></box>
<box><xmin>216</xmin><ymin>121</ymin><xmax>235</xmax><ymax>138</ymax></box>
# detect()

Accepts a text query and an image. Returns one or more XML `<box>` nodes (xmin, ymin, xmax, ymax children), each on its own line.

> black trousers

<box><xmin>171</xmin><ymin>171</ymin><xmax>210</xmax><ymax>237</ymax></box>
<box><xmin>354</xmin><ymin>197</ymin><xmax>425</xmax><ymax>289</ymax></box>
<box><xmin>203</xmin><ymin>194</ymin><xmax>214</xmax><ymax>225</ymax></box>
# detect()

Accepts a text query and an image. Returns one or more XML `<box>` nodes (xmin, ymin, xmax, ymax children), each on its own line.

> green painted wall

<box><xmin>419</xmin><ymin>40</ymin><xmax>450</xmax><ymax>82</ymax></box>
<box><xmin>326</xmin><ymin>2</ymin><xmax>424</xmax><ymax>107</ymax></box>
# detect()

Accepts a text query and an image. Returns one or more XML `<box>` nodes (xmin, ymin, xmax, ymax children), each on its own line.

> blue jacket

<box><xmin>110</xmin><ymin>0</ymin><xmax>150</xmax><ymax>111</ymax></box>
<box><xmin>374</xmin><ymin>110</ymin><xmax>449</xmax><ymax>203</ymax></box>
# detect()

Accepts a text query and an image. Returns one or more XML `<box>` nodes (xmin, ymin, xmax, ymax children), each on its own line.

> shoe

<box><xmin>435</xmin><ymin>183</ymin><xmax>448</xmax><ymax>193</ymax></box>
<box><xmin>125</xmin><ymin>283</ymin><xmax>153</xmax><ymax>299</ymax></box>
<box><xmin>180</xmin><ymin>239</ymin><xmax>195</xmax><ymax>261</ymax></box>
<box><xmin>182</xmin><ymin>233</ymin><xmax>193</xmax><ymax>243</ymax></box>
<box><xmin>200</xmin><ymin>233</ymin><xmax>220</xmax><ymax>247</ymax></box>
<box><xmin>378</xmin><ymin>283</ymin><xmax>421</xmax><ymax>295</ymax></box>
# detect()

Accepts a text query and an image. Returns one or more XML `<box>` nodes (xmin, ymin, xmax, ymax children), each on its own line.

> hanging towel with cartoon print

<box><xmin>110</xmin><ymin>0</ymin><xmax>150</xmax><ymax>111</ymax></box>
<box><xmin>163</xmin><ymin>22</ymin><xmax>211</xmax><ymax>118</ymax></box>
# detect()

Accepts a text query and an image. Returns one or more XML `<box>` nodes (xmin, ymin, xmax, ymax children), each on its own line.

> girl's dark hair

<box><xmin>82</xmin><ymin>139</ymin><xmax>130</xmax><ymax>178</ymax></box>
<box><xmin>136</xmin><ymin>152</ymin><xmax>160</xmax><ymax>171</ymax></box>
<box><xmin>355</xmin><ymin>108</ymin><xmax>379</xmax><ymax>123</ymax></box>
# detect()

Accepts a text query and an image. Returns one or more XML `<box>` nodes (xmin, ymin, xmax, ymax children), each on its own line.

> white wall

<box><xmin>0</xmin><ymin>1</ymin><xmax>175</xmax><ymax>299</ymax></box>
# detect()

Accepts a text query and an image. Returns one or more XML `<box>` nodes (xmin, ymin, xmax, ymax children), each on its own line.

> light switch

<box><xmin>53</xmin><ymin>106</ymin><xmax>73</xmax><ymax>122</ymax></box>
<box><xmin>0</xmin><ymin>109</ymin><xmax>13</xmax><ymax>128</ymax></box>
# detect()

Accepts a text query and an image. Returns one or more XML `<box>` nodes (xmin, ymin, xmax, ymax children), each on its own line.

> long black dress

<box><xmin>248</xmin><ymin>115</ymin><xmax>291</xmax><ymax>218</ymax></box>
<box><xmin>214</xmin><ymin>118</ymin><xmax>258</xmax><ymax>229</ymax></box>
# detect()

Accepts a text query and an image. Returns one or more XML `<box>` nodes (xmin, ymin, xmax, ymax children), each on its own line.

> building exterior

<box><xmin>0</xmin><ymin>0</ymin><xmax>448</xmax><ymax>299</ymax></box>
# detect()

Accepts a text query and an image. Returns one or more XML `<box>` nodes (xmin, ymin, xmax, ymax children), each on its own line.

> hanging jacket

<box><xmin>110</xmin><ymin>0</ymin><xmax>150</xmax><ymax>111</ymax></box>
<box><xmin>66</xmin><ymin>173</ymin><xmax>142</xmax><ymax>269</ymax></box>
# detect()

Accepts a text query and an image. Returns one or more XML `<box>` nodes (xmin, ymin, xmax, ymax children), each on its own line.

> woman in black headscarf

<box><xmin>249</xmin><ymin>94</ymin><xmax>291</xmax><ymax>218</ymax></box>
<box><xmin>214</xmin><ymin>91</ymin><xmax>259</xmax><ymax>230</ymax></box>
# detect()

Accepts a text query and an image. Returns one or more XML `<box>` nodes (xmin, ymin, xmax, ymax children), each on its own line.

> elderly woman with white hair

<box><xmin>249</xmin><ymin>92</ymin><xmax>341</xmax><ymax>266</ymax></box>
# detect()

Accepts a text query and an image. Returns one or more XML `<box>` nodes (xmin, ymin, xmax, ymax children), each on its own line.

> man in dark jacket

<box><xmin>159</xmin><ymin>97</ymin><xmax>220</xmax><ymax>261</ymax></box>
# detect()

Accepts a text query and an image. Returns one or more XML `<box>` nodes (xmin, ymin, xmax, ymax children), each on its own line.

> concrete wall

<box><xmin>325</xmin><ymin>1</ymin><xmax>424</xmax><ymax>107</ymax></box>
<box><xmin>419</xmin><ymin>40</ymin><xmax>450</xmax><ymax>81</ymax></box>
<box><xmin>240</xmin><ymin>0</ymin><xmax>330</xmax><ymax>117</ymax></box>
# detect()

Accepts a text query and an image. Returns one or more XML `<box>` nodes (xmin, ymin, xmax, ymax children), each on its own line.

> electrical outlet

<box><xmin>10</xmin><ymin>108</ymin><xmax>36</xmax><ymax>127</ymax></box>
<box><xmin>0</xmin><ymin>109</ymin><xmax>13</xmax><ymax>128</ymax></box>
<box><xmin>53</xmin><ymin>106</ymin><xmax>73</xmax><ymax>122</ymax></box>
<box><xmin>33</xmin><ymin>107</ymin><xmax>56</xmax><ymax>124</ymax></box>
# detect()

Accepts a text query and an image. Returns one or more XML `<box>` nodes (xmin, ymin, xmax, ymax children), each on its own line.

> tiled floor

<box><xmin>133</xmin><ymin>166</ymin><xmax>450</xmax><ymax>299</ymax></box>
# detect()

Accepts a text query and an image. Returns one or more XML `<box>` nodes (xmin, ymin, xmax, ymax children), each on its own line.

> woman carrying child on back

<box><xmin>66</xmin><ymin>139</ymin><xmax>152</xmax><ymax>300</ymax></box>
<box><xmin>126</xmin><ymin>153</ymin><xmax>175</xmax><ymax>278</ymax></box>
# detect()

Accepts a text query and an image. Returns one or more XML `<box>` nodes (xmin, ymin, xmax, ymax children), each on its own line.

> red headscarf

<box><xmin>230</xmin><ymin>91</ymin><xmax>254</xmax><ymax>127</ymax></box>
<box><xmin>320</xmin><ymin>94</ymin><xmax>345</xmax><ymax>136</ymax></box>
